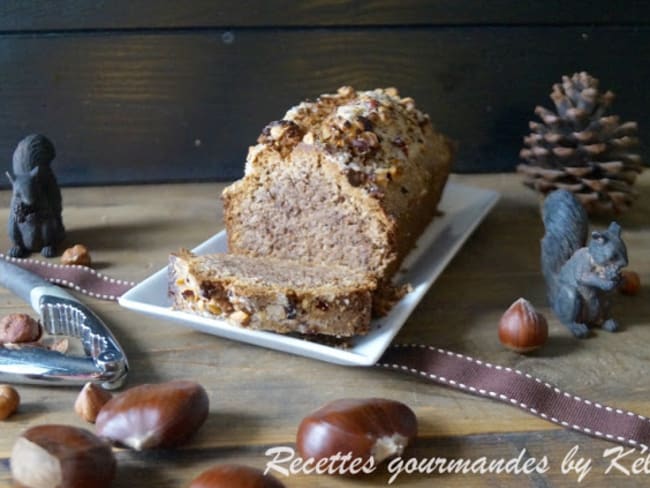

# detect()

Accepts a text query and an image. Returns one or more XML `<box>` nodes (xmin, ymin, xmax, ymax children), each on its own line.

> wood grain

<box><xmin>0</xmin><ymin>0</ymin><xmax>648</xmax><ymax>30</ymax></box>
<box><xmin>0</xmin><ymin>27</ymin><xmax>648</xmax><ymax>185</ymax></box>
<box><xmin>0</xmin><ymin>173</ymin><xmax>649</xmax><ymax>486</ymax></box>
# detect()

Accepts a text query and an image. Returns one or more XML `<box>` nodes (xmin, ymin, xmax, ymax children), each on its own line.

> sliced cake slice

<box><xmin>169</xmin><ymin>250</ymin><xmax>375</xmax><ymax>337</ymax></box>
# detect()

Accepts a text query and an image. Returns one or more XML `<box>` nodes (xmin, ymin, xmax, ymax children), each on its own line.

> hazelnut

<box><xmin>10</xmin><ymin>424</ymin><xmax>115</xmax><ymax>488</ymax></box>
<box><xmin>230</xmin><ymin>310</ymin><xmax>251</xmax><ymax>326</ymax></box>
<box><xmin>95</xmin><ymin>379</ymin><xmax>209</xmax><ymax>450</ymax></box>
<box><xmin>619</xmin><ymin>270</ymin><xmax>641</xmax><ymax>296</ymax></box>
<box><xmin>46</xmin><ymin>337</ymin><xmax>70</xmax><ymax>354</ymax></box>
<box><xmin>61</xmin><ymin>244</ymin><xmax>92</xmax><ymax>267</ymax></box>
<box><xmin>296</xmin><ymin>398</ymin><xmax>417</xmax><ymax>465</ymax></box>
<box><xmin>0</xmin><ymin>384</ymin><xmax>20</xmax><ymax>420</ymax></box>
<box><xmin>188</xmin><ymin>464</ymin><xmax>286</xmax><ymax>488</ymax></box>
<box><xmin>0</xmin><ymin>313</ymin><xmax>41</xmax><ymax>344</ymax></box>
<box><xmin>384</xmin><ymin>87</ymin><xmax>399</xmax><ymax>97</ymax></box>
<box><xmin>74</xmin><ymin>382</ymin><xmax>112</xmax><ymax>423</ymax></box>
<box><xmin>338</xmin><ymin>86</ymin><xmax>355</xmax><ymax>97</ymax></box>
<box><xmin>498</xmin><ymin>298</ymin><xmax>548</xmax><ymax>353</ymax></box>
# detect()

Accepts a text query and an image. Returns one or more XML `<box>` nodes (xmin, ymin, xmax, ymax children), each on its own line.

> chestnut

<box><xmin>498</xmin><ymin>297</ymin><xmax>548</xmax><ymax>353</ymax></box>
<box><xmin>296</xmin><ymin>398</ymin><xmax>417</xmax><ymax>464</ymax></box>
<box><xmin>188</xmin><ymin>464</ymin><xmax>286</xmax><ymax>488</ymax></box>
<box><xmin>10</xmin><ymin>424</ymin><xmax>115</xmax><ymax>488</ymax></box>
<box><xmin>95</xmin><ymin>379</ymin><xmax>209</xmax><ymax>450</ymax></box>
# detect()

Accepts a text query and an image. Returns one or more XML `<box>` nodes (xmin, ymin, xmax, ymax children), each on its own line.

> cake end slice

<box><xmin>169</xmin><ymin>250</ymin><xmax>375</xmax><ymax>337</ymax></box>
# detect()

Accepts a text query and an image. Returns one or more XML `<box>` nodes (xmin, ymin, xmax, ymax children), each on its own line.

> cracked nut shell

<box><xmin>95</xmin><ymin>380</ymin><xmax>209</xmax><ymax>450</ymax></box>
<box><xmin>0</xmin><ymin>313</ymin><xmax>41</xmax><ymax>344</ymax></box>
<box><xmin>61</xmin><ymin>244</ymin><xmax>92</xmax><ymax>267</ymax></box>
<box><xmin>297</xmin><ymin>398</ymin><xmax>417</xmax><ymax>464</ymax></box>
<box><xmin>498</xmin><ymin>298</ymin><xmax>548</xmax><ymax>353</ymax></box>
<box><xmin>188</xmin><ymin>464</ymin><xmax>286</xmax><ymax>488</ymax></box>
<box><xmin>10</xmin><ymin>424</ymin><xmax>115</xmax><ymax>488</ymax></box>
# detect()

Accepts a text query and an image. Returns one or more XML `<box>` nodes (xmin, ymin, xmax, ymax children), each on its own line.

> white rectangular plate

<box><xmin>119</xmin><ymin>183</ymin><xmax>499</xmax><ymax>366</ymax></box>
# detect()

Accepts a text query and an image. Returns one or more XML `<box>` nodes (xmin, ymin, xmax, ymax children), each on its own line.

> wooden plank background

<box><xmin>0</xmin><ymin>1</ymin><xmax>648</xmax><ymax>185</ymax></box>
<box><xmin>2</xmin><ymin>0</ymin><xmax>650</xmax><ymax>29</ymax></box>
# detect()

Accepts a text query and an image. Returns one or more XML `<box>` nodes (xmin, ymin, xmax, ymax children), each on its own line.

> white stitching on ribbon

<box><xmin>378</xmin><ymin>343</ymin><xmax>650</xmax><ymax>453</ymax></box>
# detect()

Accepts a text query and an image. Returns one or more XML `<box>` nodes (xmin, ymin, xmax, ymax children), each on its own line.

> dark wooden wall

<box><xmin>0</xmin><ymin>1</ymin><xmax>648</xmax><ymax>186</ymax></box>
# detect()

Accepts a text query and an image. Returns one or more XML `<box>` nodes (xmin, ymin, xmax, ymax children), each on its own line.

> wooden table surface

<box><xmin>0</xmin><ymin>173</ymin><xmax>649</xmax><ymax>487</ymax></box>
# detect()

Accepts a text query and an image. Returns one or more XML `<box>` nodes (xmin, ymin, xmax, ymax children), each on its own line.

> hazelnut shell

<box><xmin>95</xmin><ymin>379</ymin><xmax>209</xmax><ymax>450</ymax></box>
<box><xmin>0</xmin><ymin>384</ymin><xmax>20</xmax><ymax>420</ymax></box>
<box><xmin>619</xmin><ymin>270</ymin><xmax>641</xmax><ymax>296</ymax></box>
<box><xmin>297</xmin><ymin>398</ymin><xmax>417</xmax><ymax>464</ymax></box>
<box><xmin>498</xmin><ymin>298</ymin><xmax>548</xmax><ymax>353</ymax></box>
<box><xmin>74</xmin><ymin>382</ymin><xmax>112</xmax><ymax>423</ymax></box>
<box><xmin>0</xmin><ymin>313</ymin><xmax>41</xmax><ymax>344</ymax></box>
<box><xmin>61</xmin><ymin>244</ymin><xmax>92</xmax><ymax>267</ymax></box>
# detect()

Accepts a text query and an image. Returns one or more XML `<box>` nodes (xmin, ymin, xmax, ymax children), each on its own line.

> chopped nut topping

<box><xmin>315</xmin><ymin>299</ymin><xmax>330</xmax><ymax>311</ymax></box>
<box><xmin>351</xmin><ymin>131</ymin><xmax>380</xmax><ymax>156</ymax></box>
<box><xmin>230</xmin><ymin>310</ymin><xmax>251</xmax><ymax>326</ymax></box>
<box><xmin>392</xmin><ymin>136</ymin><xmax>409</xmax><ymax>157</ymax></box>
<box><xmin>337</xmin><ymin>86</ymin><xmax>355</xmax><ymax>97</ymax></box>
<box><xmin>302</xmin><ymin>132</ymin><xmax>315</xmax><ymax>145</ymax></box>
<box><xmin>257</xmin><ymin>120</ymin><xmax>305</xmax><ymax>157</ymax></box>
<box><xmin>249</xmin><ymin>86</ymin><xmax>432</xmax><ymax>193</ymax></box>
<box><xmin>384</xmin><ymin>87</ymin><xmax>399</xmax><ymax>97</ymax></box>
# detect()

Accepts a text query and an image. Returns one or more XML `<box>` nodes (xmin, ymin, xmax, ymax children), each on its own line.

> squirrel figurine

<box><xmin>6</xmin><ymin>134</ymin><xmax>65</xmax><ymax>258</ymax></box>
<box><xmin>541</xmin><ymin>189</ymin><xmax>628</xmax><ymax>338</ymax></box>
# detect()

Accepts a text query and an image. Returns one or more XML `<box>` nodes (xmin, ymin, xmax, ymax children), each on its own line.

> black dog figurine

<box><xmin>6</xmin><ymin>134</ymin><xmax>65</xmax><ymax>257</ymax></box>
<box><xmin>541</xmin><ymin>189</ymin><xmax>628</xmax><ymax>338</ymax></box>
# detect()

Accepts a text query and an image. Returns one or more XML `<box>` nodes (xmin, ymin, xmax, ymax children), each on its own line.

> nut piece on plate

<box><xmin>95</xmin><ymin>380</ymin><xmax>209</xmax><ymax>450</ymax></box>
<box><xmin>297</xmin><ymin>398</ymin><xmax>418</xmax><ymax>465</ymax></box>
<box><xmin>61</xmin><ymin>244</ymin><xmax>92</xmax><ymax>267</ymax></box>
<box><xmin>74</xmin><ymin>382</ymin><xmax>113</xmax><ymax>423</ymax></box>
<box><xmin>188</xmin><ymin>464</ymin><xmax>286</xmax><ymax>488</ymax></box>
<box><xmin>498</xmin><ymin>298</ymin><xmax>548</xmax><ymax>353</ymax></box>
<box><xmin>619</xmin><ymin>270</ymin><xmax>641</xmax><ymax>296</ymax></box>
<box><xmin>10</xmin><ymin>424</ymin><xmax>116</xmax><ymax>488</ymax></box>
<box><xmin>0</xmin><ymin>313</ymin><xmax>42</xmax><ymax>344</ymax></box>
<box><xmin>0</xmin><ymin>384</ymin><xmax>20</xmax><ymax>420</ymax></box>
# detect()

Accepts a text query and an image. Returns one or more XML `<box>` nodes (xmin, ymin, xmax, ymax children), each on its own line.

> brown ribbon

<box><xmin>378</xmin><ymin>344</ymin><xmax>650</xmax><ymax>452</ymax></box>
<box><xmin>0</xmin><ymin>253</ymin><xmax>135</xmax><ymax>301</ymax></box>
<box><xmin>3</xmin><ymin>254</ymin><xmax>649</xmax><ymax>451</ymax></box>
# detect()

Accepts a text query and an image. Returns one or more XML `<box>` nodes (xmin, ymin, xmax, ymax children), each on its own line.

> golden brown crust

<box><xmin>222</xmin><ymin>86</ymin><xmax>454</xmax><ymax>317</ymax></box>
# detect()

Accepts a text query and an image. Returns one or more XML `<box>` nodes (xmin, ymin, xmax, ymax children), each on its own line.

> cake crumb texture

<box><xmin>169</xmin><ymin>250</ymin><xmax>374</xmax><ymax>337</ymax></box>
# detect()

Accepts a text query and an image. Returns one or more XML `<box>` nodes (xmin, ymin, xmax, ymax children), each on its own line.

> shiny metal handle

<box><xmin>0</xmin><ymin>346</ymin><xmax>116</xmax><ymax>386</ymax></box>
<box><xmin>0</xmin><ymin>258</ymin><xmax>53</xmax><ymax>306</ymax></box>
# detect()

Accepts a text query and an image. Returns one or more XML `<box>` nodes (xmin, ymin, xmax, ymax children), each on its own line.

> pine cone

<box><xmin>518</xmin><ymin>72</ymin><xmax>644</xmax><ymax>213</ymax></box>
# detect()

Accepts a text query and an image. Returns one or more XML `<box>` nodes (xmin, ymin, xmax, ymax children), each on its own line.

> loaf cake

<box><xmin>169</xmin><ymin>249</ymin><xmax>374</xmax><ymax>336</ymax></box>
<box><xmin>222</xmin><ymin>86</ymin><xmax>454</xmax><ymax>313</ymax></box>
